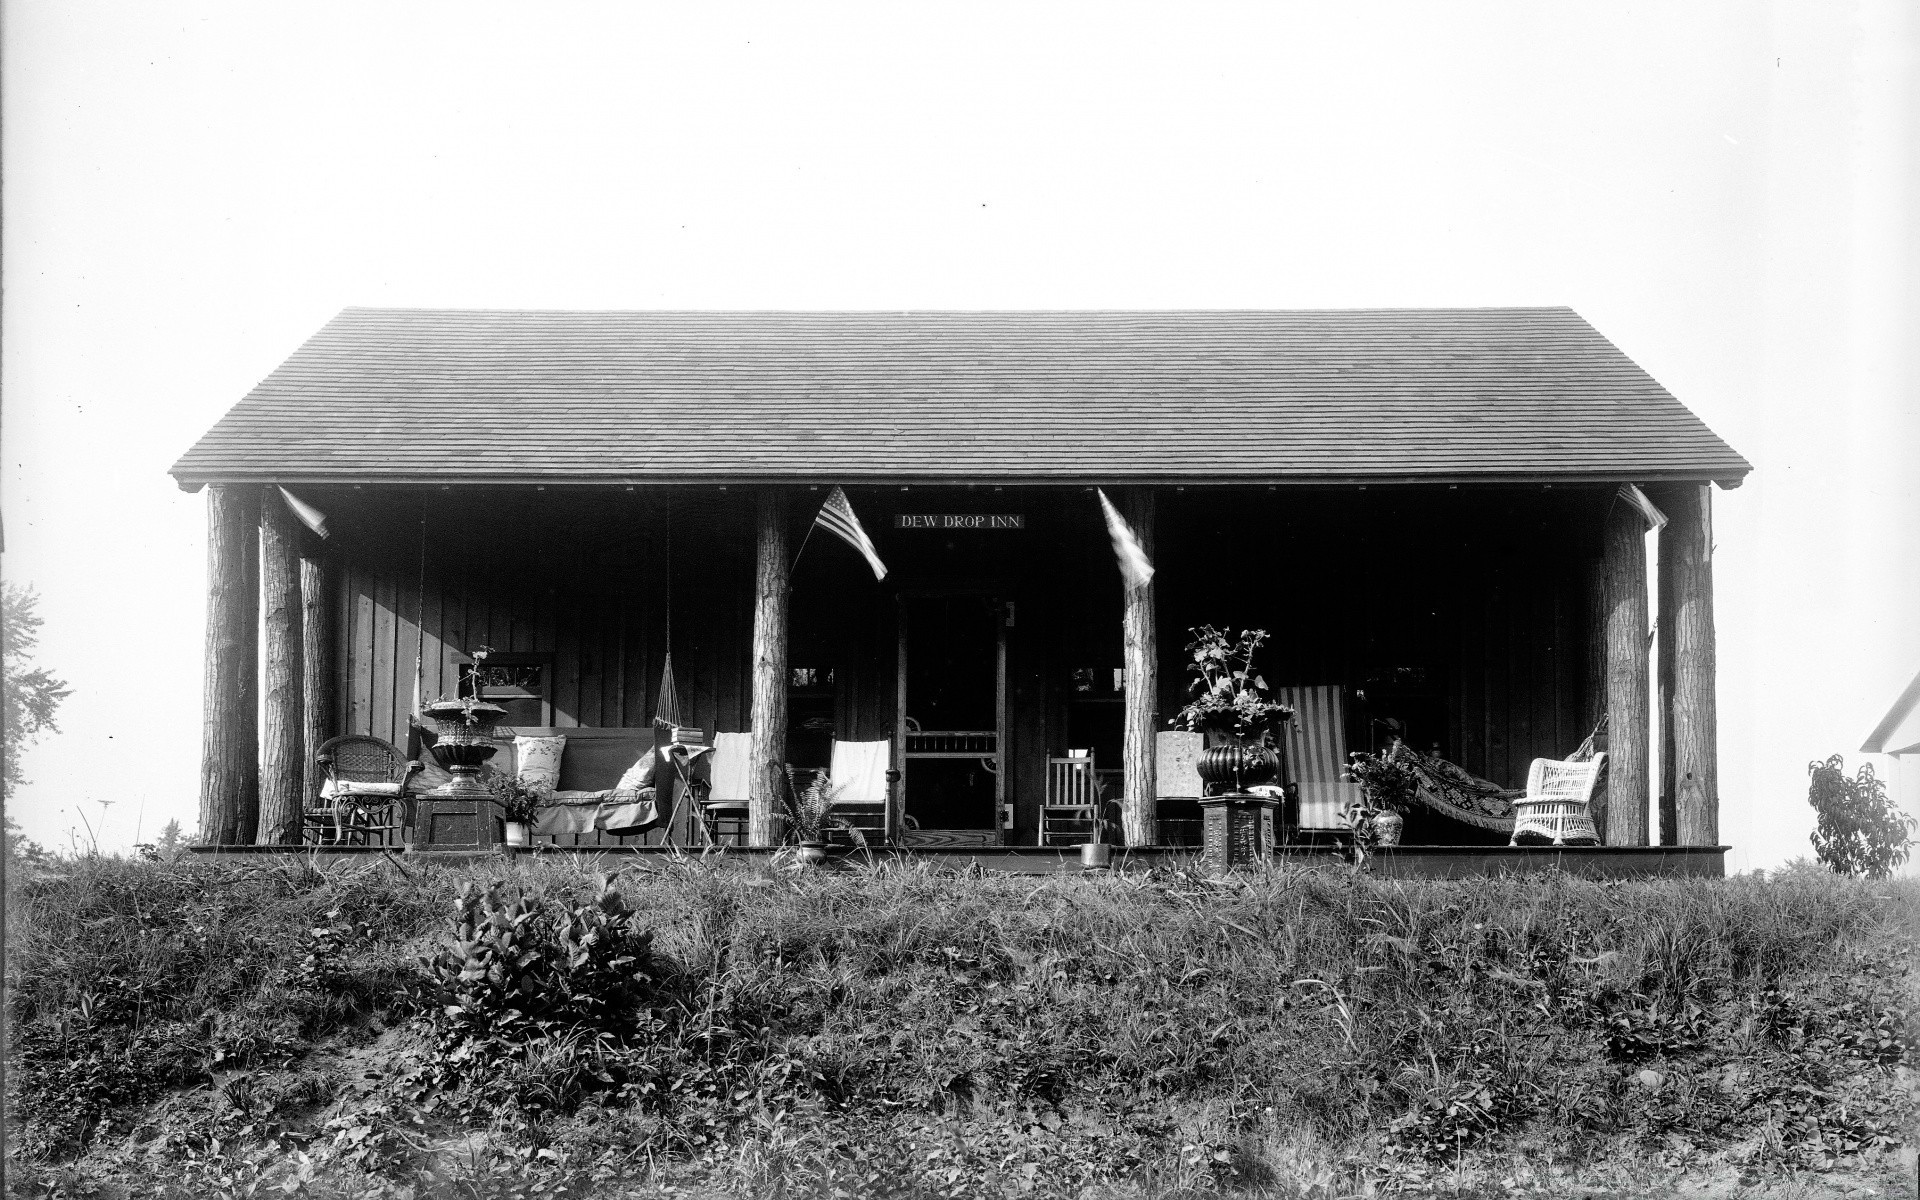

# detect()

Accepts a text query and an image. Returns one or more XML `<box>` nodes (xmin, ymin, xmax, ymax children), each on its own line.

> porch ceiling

<box><xmin>170</xmin><ymin>308</ymin><xmax>1751</xmax><ymax>490</ymax></box>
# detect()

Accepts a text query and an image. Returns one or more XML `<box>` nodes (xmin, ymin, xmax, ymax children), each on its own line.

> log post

<box><xmin>1120</xmin><ymin>488</ymin><xmax>1157</xmax><ymax>846</ymax></box>
<box><xmin>1582</xmin><ymin>553</ymin><xmax>1610</xmax><ymax>835</ymax></box>
<box><xmin>747</xmin><ymin>490</ymin><xmax>791</xmax><ymax>846</ymax></box>
<box><xmin>1658</xmin><ymin>484</ymin><xmax>1718</xmax><ymax>846</ymax></box>
<box><xmin>257</xmin><ymin>489</ymin><xmax>306</xmax><ymax>844</ymax></box>
<box><xmin>301</xmin><ymin>550</ymin><xmax>338</xmax><ymax>818</ymax></box>
<box><xmin>1601</xmin><ymin>494</ymin><xmax>1650</xmax><ymax>845</ymax></box>
<box><xmin>199</xmin><ymin>484</ymin><xmax>260</xmax><ymax>845</ymax></box>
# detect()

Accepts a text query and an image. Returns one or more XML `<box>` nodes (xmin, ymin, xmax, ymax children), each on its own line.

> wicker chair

<box><xmin>308</xmin><ymin>735</ymin><xmax>423</xmax><ymax>847</ymax></box>
<box><xmin>1508</xmin><ymin>753</ymin><xmax>1605</xmax><ymax>846</ymax></box>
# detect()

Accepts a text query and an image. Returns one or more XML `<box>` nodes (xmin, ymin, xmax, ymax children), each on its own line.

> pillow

<box><xmin>615</xmin><ymin>747</ymin><xmax>657</xmax><ymax>792</ymax></box>
<box><xmin>514</xmin><ymin>734</ymin><xmax>567</xmax><ymax>790</ymax></box>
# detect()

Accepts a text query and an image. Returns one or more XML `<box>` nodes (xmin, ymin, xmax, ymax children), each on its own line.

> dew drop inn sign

<box><xmin>893</xmin><ymin>513</ymin><xmax>1025</xmax><ymax>530</ymax></box>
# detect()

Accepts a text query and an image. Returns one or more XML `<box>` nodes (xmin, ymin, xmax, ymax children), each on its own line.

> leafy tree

<box><xmin>1806</xmin><ymin>754</ymin><xmax>1916</xmax><ymax>879</ymax></box>
<box><xmin>5</xmin><ymin>585</ymin><xmax>70</xmax><ymax>863</ymax></box>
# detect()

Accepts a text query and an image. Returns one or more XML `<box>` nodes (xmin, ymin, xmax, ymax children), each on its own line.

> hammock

<box><xmin>1384</xmin><ymin>717</ymin><xmax>1607</xmax><ymax>835</ymax></box>
<box><xmin>1386</xmin><ymin>741</ymin><xmax>1523</xmax><ymax>833</ymax></box>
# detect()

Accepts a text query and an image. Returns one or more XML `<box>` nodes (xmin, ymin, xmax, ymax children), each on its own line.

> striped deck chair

<box><xmin>1274</xmin><ymin>685</ymin><xmax>1363</xmax><ymax>832</ymax></box>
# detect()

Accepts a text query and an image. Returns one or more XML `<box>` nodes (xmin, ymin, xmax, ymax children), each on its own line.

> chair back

<box><xmin>1525</xmin><ymin>754</ymin><xmax>1606</xmax><ymax>807</ymax></box>
<box><xmin>828</xmin><ymin>740</ymin><xmax>891</xmax><ymax>805</ymax></box>
<box><xmin>708</xmin><ymin>733</ymin><xmax>753</xmax><ymax>804</ymax></box>
<box><xmin>317</xmin><ymin>735</ymin><xmax>407</xmax><ymax>787</ymax></box>
<box><xmin>826</xmin><ymin>739</ymin><xmax>892</xmax><ymax>842</ymax></box>
<box><xmin>1273</xmin><ymin>685</ymin><xmax>1362</xmax><ymax>829</ymax></box>
<box><xmin>1510</xmin><ymin>752</ymin><xmax>1605</xmax><ymax>845</ymax></box>
<box><xmin>1046</xmin><ymin>755</ymin><xmax>1101</xmax><ymax>809</ymax></box>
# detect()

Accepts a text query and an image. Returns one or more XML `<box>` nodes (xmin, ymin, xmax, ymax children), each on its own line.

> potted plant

<box><xmin>783</xmin><ymin>768</ymin><xmax>866</xmax><ymax>865</ymax></box>
<box><xmin>1168</xmin><ymin>626</ymin><xmax>1294</xmax><ymax>793</ymax></box>
<box><xmin>483</xmin><ymin>769</ymin><xmax>553</xmax><ymax>848</ymax></box>
<box><xmin>1345</xmin><ymin>748</ymin><xmax>1417</xmax><ymax>848</ymax></box>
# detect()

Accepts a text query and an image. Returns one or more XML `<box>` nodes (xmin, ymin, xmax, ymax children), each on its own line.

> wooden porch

<box><xmin>189</xmin><ymin>478</ymin><xmax>1725</xmax><ymax>861</ymax></box>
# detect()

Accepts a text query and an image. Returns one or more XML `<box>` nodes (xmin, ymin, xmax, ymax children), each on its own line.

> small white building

<box><xmin>1860</xmin><ymin>669</ymin><xmax>1920</xmax><ymax>859</ymax></box>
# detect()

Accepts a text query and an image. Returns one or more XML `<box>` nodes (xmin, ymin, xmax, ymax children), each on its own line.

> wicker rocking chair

<box><xmin>309</xmin><ymin>735</ymin><xmax>423</xmax><ymax>847</ymax></box>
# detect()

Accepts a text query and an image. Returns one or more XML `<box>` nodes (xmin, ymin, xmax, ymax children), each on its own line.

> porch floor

<box><xmin>189</xmin><ymin>843</ymin><xmax>1728</xmax><ymax>878</ymax></box>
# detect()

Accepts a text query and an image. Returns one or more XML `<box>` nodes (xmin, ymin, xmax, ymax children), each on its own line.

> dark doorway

<box><xmin>898</xmin><ymin>594</ymin><xmax>1005</xmax><ymax>834</ymax></box>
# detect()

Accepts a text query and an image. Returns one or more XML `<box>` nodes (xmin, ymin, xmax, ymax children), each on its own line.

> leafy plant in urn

<box><xmin>1345</xmin><ymin>747</ymin><xmax>1418</xmax><ymax>848</ymax></box>
<box><xmin>1170</xmin><ymin>626</ymin><xmax>1293</xmax><ymax>794</ymax></box>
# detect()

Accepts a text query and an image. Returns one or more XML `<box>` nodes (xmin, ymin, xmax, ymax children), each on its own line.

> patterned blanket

<box><xmin>1387</xmin><ymin>742</ymin><xmax>1523</xmax><ymax>833</ymax></box>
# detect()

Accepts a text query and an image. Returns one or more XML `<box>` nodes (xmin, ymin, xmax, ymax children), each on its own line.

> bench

<box><xmin>412</xmin><ymin>725</ymin><xmax>667</xmax><ymax>850</ymax></box>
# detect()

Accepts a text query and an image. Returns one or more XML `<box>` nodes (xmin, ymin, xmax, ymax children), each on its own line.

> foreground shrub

<box><xmin>413</xmin><ymin>876</ymin><xmax>672</xmax><ymax>1106</ymax></box>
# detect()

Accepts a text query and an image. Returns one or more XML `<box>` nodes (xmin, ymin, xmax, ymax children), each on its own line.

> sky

<box><xmin>3</xmin><ymin>2</ymin><xmax>1916</xmax><ymax>870</ymax></box>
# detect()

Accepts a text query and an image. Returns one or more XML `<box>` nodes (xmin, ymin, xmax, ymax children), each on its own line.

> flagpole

<box><xmin>789</xmin><ymin>520</ymin><xmax>817</xmax><ymax>574</ymax></box>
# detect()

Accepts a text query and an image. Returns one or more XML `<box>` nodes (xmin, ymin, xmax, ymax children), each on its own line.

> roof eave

<box><xmin>171</xmin><ymin>466</ymin><xmax>1753</xmax><ymax>492</ymax></box>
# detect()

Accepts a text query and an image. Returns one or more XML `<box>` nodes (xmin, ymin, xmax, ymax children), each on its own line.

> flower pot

<box><xmin>502</xmin><ymin>820</ymin><xmax>530</xmax><ymax>848</ymax></box>
<box><xmin>1080</xmin><ymin>842</ymin><xmax>1112</xmax><ymax>870</ymax></box>
<box><xmin>1371</xmin><ymin>809</ymin><xmax>1404</xmax><ymax>848</ymax></box>
<box><xmin>1195</xmin><ymin>738</ymin><xmax>1280</xmax><ymax>795</ymax></box>
<box><xmin>795</xmin><ymin>842</ymin><xmax>830</xmax><ymax>867</ymax></box>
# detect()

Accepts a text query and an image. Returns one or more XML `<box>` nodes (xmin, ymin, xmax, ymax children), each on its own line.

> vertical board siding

<box><xmin>327</xmin><ymin>485</ymin><xmax>1600</xmax><ymax>833</ymax></box>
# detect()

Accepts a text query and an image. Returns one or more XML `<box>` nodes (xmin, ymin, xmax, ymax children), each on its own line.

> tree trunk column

<box><xmin>257</xmin><ymin>489</ymin><xmax>306</xmax><ymax>845</ymax></box>
<box><xmin>747</xmin><ymin>491</ymin><xmax>791</xmax><ymax>846</ymax></box>
<box><xmin>1658</xmin><ymin>484</ymin><xmax>1718</xmax><ymax>846</ymax></box>
<box><xmin>301</xmin><ymin>551</ymin><xmax>338</xmax><ymax>820</ymax></box>
<box><xmin>199</xmin><ymin>485</ymin><xmax>260</xmax><ymax>845</ymax></box>
<box><xmin>1582</xmin><ymin>554</ymin><xmax>1610</xmax><ymax>835</ymax></box>
<box><xmin>1120</xmin><ymin>489</ymin><xmax>1157</xmax><ymax>846</ymax></box>
<box><xmin>1601</xmin><ymin>495</ymin><xmax>1650</xmax><ymax>845</ymax></box>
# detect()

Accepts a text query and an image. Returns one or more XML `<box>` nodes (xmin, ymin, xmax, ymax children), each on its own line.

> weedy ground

<box><xmin>5</xmin><ymin>852</ymin><xmax>1917</xmax><ymax>1199</ymax></box>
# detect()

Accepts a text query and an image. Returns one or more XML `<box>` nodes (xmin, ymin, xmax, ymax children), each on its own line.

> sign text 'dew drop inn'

<box><xmin>893</xmin><ymin>514</ymin><xmax>1025</xmax><ymax>530</ymax></box>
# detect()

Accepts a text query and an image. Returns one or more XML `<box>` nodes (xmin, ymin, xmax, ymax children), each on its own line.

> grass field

<box><xmin>6</xmin><ymin>852</ymin><xmax>1917</xmax><ymax>1198</ymax></box>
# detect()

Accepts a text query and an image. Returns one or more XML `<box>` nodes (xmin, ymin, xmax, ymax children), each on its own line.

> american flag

<box><xmin>815</xmin><ymin>486</ymin><xmax>887</xmax><ymax>581</ymax></box>
<box><xmin>1616</xmin><ymin>483</ymin><xmax>1668</xmax><ymax>531</ymax></box>
<box><xmin>1097</xmin><ymin>488</ymin><xmax>1155</xmax><ymax>590</ymax></box>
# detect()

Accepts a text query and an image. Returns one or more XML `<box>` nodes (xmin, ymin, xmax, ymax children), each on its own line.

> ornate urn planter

<box><xmin>1194</xmin><ymin>739</ymin><xmax>1281</xmax><ymax>795</ymax></box>
<box><xmin>413</xmin><ymin>692</ymin><xmax>508</xmax><ymax>851</ymax></box>
<box><xmin>422</xmin><ymin>697</ymin><xmax>509</xmax><ymax>798</ymax></box>
<box><xmin>1195</xmin><ymin>733</ymin><xmax>1282</xmax><ymax>873</ymax></box>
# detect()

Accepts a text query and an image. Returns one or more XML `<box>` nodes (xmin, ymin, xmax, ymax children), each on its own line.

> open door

<box><xmin>896</xmin><ymin>593</ymin><xmax>1008</xmax><ymax>845</ymax></box>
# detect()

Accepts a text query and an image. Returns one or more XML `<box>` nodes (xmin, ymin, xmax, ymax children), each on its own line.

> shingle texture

<box><xmin>170</xmin><ymin>308</ymin><xmax>1749</xmax><ymax>486</ymax></box>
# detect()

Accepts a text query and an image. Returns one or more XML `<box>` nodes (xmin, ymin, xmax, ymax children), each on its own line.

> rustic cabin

<box><xmin>171</xmin><ymin>308</ymin><xmax>1748</xmax><ymax>871</ymax></box>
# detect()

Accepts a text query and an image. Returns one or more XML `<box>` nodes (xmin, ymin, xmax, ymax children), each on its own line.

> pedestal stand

<box><xmin>1198</xmin><ymin>792</ymin><xmax>1279</xmax><ymax>873</ymax></box>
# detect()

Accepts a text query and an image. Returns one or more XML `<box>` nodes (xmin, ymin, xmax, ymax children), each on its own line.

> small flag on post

<box><xmin>814</xmin><ymin>486</ymin><xmax>888</xmax><ymax>581</ymax></box>
<box><xmin>1096</xmin><ymin>488</ymin><xmax>1155</xmax><ymax>590</ymax></box>
<box><xmin>278</xmin><ymin>487</ymin><xmax>329</xmax><ymax>539</ymax></box>
<box><xmin>1616</xmin><ymin>483</ymin><xmax>1668</xmax><ymax>531</ymax></box>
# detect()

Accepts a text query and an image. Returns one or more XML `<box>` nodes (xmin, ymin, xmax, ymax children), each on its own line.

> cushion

<box><xmin>320</xmin><ymin>780</ymin><xmax>404</xmax><ymax>800</ymax></box>
<box><xmin>533</xmin><ymin>791</ymin><xmax>611</xmax><ymax>837</ymax></box>
<box><xmin>515</xmin><ymin>734</ymin><xmax>566</xmax><ymax>790</ymax></box>
<box><xmin>615</xmin><ymin>749</ymin><xmax>657</xmax><ymax>792</ymax></box>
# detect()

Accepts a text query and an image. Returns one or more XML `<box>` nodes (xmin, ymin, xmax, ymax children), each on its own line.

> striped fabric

<box><xmin>1275</xmin><ymin>685</ymin><xmax>1362</xmax><ymax>830</ymax></box>
<box><xmin>816</xmin><ymin>486</ymin><xmax>888</xmax><ymax>581</ymax></box>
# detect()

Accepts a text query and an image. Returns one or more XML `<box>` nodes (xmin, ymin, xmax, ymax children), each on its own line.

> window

<box><xmin>459</xmin><ymin>654</ymin><xmax>553</xmax><ymax>727</ymax></box>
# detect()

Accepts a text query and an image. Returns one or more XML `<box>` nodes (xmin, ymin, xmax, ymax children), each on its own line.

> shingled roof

<box><xmin>169</xmin><ymin>307</ymin><xmax>1749</xmax><ymax>488</ymax></box>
